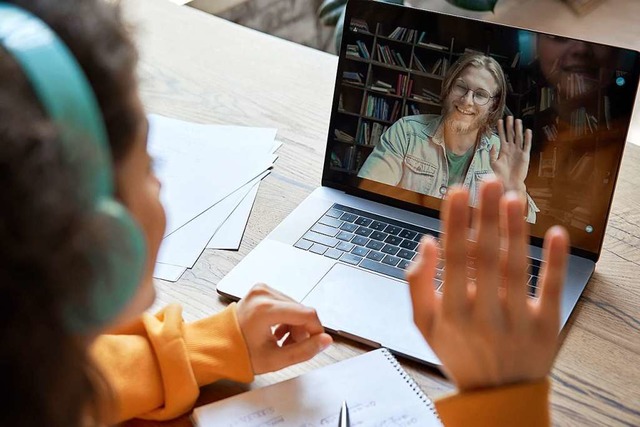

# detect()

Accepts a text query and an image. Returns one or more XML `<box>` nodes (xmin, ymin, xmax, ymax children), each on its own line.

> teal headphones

<box><xmin>0</xmin><ymin>3</ymin><xmax>146</xmax><ymax>331</ymax></box>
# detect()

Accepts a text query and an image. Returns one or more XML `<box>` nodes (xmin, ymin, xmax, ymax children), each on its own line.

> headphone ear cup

<box><xmin>66</xmin><ymin>199</ymin><xmax>146</xmax><ymax>330</ymax></box>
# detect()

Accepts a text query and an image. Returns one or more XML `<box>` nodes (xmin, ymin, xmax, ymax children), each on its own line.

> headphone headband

<box><xmin>0</xmin><ymin>2</ymin><xmax>112</xmax><ymax>200</ymax></box>
<box><xmin>0</xmin><ymin>3</ymin><xmax>146</xmax><ymax>331</ymax></box>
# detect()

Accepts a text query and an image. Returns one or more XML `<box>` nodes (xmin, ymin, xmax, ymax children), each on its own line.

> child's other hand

<box><xmin>407</xmin><ymin>179</ymin><xmax>569</xmax><ymax>391</ymax></box>
<box><xmin>236</xmin><ymin>284</ymin><xmax>333</xmax><ymax>374</ymax></box>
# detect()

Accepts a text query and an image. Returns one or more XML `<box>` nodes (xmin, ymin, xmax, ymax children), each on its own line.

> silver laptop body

<box><xmin>218</xmin><ymin>0</ymin><xmax>640</xmax><ymax>366</ymax></box>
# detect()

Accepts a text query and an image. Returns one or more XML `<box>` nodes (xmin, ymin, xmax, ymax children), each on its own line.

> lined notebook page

<box><xmin>193</xmin><ymin>348</ymin><xmax>441</xmax><ymax>426</ymax></box>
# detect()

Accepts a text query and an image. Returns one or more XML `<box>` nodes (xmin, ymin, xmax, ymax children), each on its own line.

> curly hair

<box><xmin>0</xmin><ymin>0</ymin><xmax>139</xmax><ymax>425</ymax></box>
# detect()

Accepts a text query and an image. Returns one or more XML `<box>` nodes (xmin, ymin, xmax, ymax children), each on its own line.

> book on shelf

<box><xmin>350</xmin><ymin>18</ymin><xmax>371</xmax><ymax>33</ymax></box>
<box><xmin>394</xmin><ymin>51</ymin><xmax>407</xmax><ymax>68</ymax></box>
<box><xmin>346</xmin><ymin>44</ymin><xmax>363</xmax><ymax>59</ymax></box>
<box><xmin>405</xmin><ymin>103</ymin><xmax>421</xmax><ymax>116</ymax></box>
<box><xmin>357</xmin><ymin>121</ymin><xmax>388</xmax><ymax>146</ymax></box>
<box><xmin>366</xmin><ymin>94</ymin><xmax>391</xmax><ymax>121</ymax></box>
<box><xmin>388</xmin><ymin>27</ymin><xmax>417</xmax><ymax>43</ymax></box>
<box><xmin>343</xmin><ymin>71</ymin><xmax>365</xmax><ymax>86</ymax></box>
<box><xmin>376</xmin><ymin>44</ymin><xmax>405</xmax><ymax>67</ymax></box>
<box><xmin>412</xmin><ymin>53</ymin><xmax>427</xmax><ymax>73</ymax></box>
<box><xmin>418</xmin><ymin>41</ymin><xmax>449</xmax><ymax>51</ymax></box>
<box><xmin>334</xmin><ymin>128</ymin><xmax>355</xmax><ymax>143</ymax></box>
<box><xmin>511</xmin><ymin>51</ymin><xmax>521</xmax><ymax>68</ymax></box>
<box><xmin>464</xmin><ymin>47</ymin><xmax>483</xmax><ymax>55</ymax></box>
<box><xmin>390</xmin><ymin>100</ymin><xmax>401</xmax><ymax>122</ymax></box>
<box><xmin>356</xmin><ymin>40</ymin><xmax>370</xmax><ymax>59</ymax></box>
<box><xmin>395</xmin><ymin>74</ymin><xmax>413</xmax><ymax>96</ymax></box>
<box><xmin>370</xmin><ymin>122</ymin><xmax>388</xmax><ymax>146</ymax></box>
<box><xmin>411</xmin><ymin>87</ymin><xmax>440</xmax><ymax>104</ymax></box>
<box><xmin>370</xmin><ymin>79</ymin><xmax>394</xmax><ymax>94</ymax></box>
<box><xmin>540</xmin><ymin>87</ymin><xmax>556</xmax><ymax>111</ymax></box>
<box><xmin>388</xmin><ymin>26</ymin><xmax>406</xmax><ymax>40</ymax></box>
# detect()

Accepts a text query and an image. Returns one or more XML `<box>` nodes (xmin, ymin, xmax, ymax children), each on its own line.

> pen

<box><xmin>339</xmin><ymin>400</ymin><xmax>350</xmax><ymax>427</ymax></box>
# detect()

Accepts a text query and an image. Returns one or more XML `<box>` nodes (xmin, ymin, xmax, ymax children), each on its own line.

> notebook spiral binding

<box><xmin>381</xmin><ymin>348</ymin><xmax>441</xmax><ymax>420</ymax></box>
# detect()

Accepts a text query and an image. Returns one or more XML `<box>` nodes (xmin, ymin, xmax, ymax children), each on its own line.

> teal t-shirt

<box><xmin>447</xmin><ymin>147</ymin><xmax>474</xmax><ymax>186</ymax></box>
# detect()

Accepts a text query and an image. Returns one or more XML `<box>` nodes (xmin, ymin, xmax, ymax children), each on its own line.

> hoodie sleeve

<box><xmin>91</xmin><ymin>303</ymin><xmax>254</xmax><ymax>422</ymax></box>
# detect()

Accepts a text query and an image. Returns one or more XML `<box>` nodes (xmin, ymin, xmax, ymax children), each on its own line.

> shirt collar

<box><xmin>424</xmin><ymin>116</ymin><xmax>493</xmax><ymax>151</ymax></box>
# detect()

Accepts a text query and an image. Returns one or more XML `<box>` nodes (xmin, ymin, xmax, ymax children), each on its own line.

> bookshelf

<box><xmin>330</xmin><ymin>21</ymin><xmax>455</xmax><ymax>174</ymax></box>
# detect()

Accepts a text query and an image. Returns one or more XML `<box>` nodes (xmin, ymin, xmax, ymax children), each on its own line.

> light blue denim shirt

<box><xmin>358</xmin><ymin>114</ymin><xmax>538</xmax><ymax>223</ymax></box>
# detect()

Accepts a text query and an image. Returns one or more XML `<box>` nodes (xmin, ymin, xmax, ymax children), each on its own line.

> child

<box><xmin>0</xmin><ymin>1</ymin><xmax>568</xmax><ymax>426</ymax></box>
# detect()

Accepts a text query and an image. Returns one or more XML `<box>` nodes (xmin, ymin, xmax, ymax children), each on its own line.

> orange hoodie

<box><xmin>91</xmin><ymin>304</ymin><xmax>549</xmax><ymax>426</ymax></box>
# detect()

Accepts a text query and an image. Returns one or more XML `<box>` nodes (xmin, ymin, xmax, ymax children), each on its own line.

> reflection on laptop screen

<box><xmin>323</xmin><ymin>0</ymin><xmax>640</xmax><ymax>256</ymax></box>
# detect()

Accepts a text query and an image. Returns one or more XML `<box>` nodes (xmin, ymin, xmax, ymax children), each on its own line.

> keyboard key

<box><xmin>370</xmin><ymin>231</ymin><xmax>388</xmax><ymax>241</ymax></box>
<box><xmin>340</xmin><ymin>213</ymin><xmax>358</xmax><ymax>222</ymax></box>
<box><xmin>340</xmin><ymin>222</ymin><xmax>358</xmax><ymax>233</ymax></box>
<box><xmin>294</xmin><ymin>239</ymin><xmax>313</xmax><ymax>250</ymax></box>
<box><xmin>326</xmin><ymin>208</ymin><xmax>343</xmax><ymax>218</ymax></box>
<box><xmin>354</xmin><ymin>217</ymin><xmax>373</xmax><ymax>226</ymax></box>
<box><xmin>360</xmin><ymin>258</ymin><xmax>405</xmax><ymax>281</ymax></box>
<box><xmin>366</xmin><ymin>251</ymin><xmax>385</xmax><ymax>261</ymax></box>
<box><xmin>399</xmin><ymin>239</ymin><xmax>418</xmax><ymax>250</ymax></box>
<box><xmin>355</xmin><ymin>226</ymin><xmax>373</xmax><ymax>237</ymax></box>
<box><xmin>303</xmin><ymin>231</ymin><xmax>338</xmax><ymax>248</ymax></box>
<box><xmin>381</xmin><ymin>244</ymin><xmax>400</xmax><ymax>255</ymax></box>
<box><xmin>310</xmin><ymin>243</ymin><xmax>328</xmax><ymax>255</ymax></box>
<box><xmin>352</xmin><ymin>236</ymin><xmax>370</xmax><ymax>246</ymax></box>
<box><xmin>528</xmin><ymin>275</ymin><xmax>539</xmax><ymax>297</ymax></box>
<box><xmin>370</xmin><ymin>220</ymin><xmax>386</xmax><ymax>231</ymax></box>
<box><xmin>325</xmin><ymin>248</ymin><xmax>343</xmax><ymax>259</ymax></box>
<box><xmin>365</xmin><ymin>240</ymin><xmax>384</xmax><ymax>251</ymax></box>
<box><xmin>352</xmin><ymin>246</ymin><xmax>369</xmax><ymax>257</ymax></box>
<box><xmin>434</xmin><ymin>279</ymin><xmax>443</xmax><ymax>291</ymax></box>
<box><xmin>435</xmin><ymin>268</ymin><xmax>444</xmax><ymax>280</ymax></box>
<box><xmin>340</xmin><ymin>252</ymin><xmax>362</xmax><ymax>265</ymax></box>
<box><xmin>337</xmin><ymin>241</ymin><xmax>355</xmax><ymax>252</ymax></box>
<box><xmin>399</xmin><ymin>229</ymin><xmax>417</xmax><ymax>240</ymax></box>
<box><xmin>318</xmin><ymin>216</ymin><xmax>343</xmax><ymax>228</ymax></box>
<box><xmin>413</xmin><ymin>232</ymin><xmax>425</xmax><ymax>242</ymax></box>
<box><xmin>382</xmin><ymin>255</ymin><xmax>401</xmax><ymax>266</ymax></box>
<box><xmin>336</xmin><ymin>231</ymin><xmax>354</xmax><ymax>241</ymax></box>
<box><xmin>384</xmin><ymin>235</ymin><xmax>403</xmax><ymax>246</ymax></box>
<box><xmin>311</xmin><ymin>223</ymin><xmax>339</xmax><ymax>237</ymax></box>
<box><xmin>397</xmin><ymin>259</ymin><xmax>412</xmax><ymax>270</ymax></box>
<box><xmin>384</xmin><ymin>225</ymin><xmax>402</xmax><ymax>235</ymax></box>
<box><xmin>397</xmin><ymin>249</ymin><xmax>415</xmax><ymax>260</ymax></box>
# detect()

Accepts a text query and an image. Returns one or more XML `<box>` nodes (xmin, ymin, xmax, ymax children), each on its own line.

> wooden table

<box><xmin>123</xmin><ymin>1</ymin><xmax>640</xmax><ymax>425</ymax></box>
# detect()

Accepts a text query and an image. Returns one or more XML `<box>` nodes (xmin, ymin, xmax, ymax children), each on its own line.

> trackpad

<box><xmin>302</xmin><ymin>264</ymin><xmax>439</xmax><ymax>365</ymax></box>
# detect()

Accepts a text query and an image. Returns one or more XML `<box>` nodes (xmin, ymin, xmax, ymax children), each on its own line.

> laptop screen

<box><xmin>322</xmin><ymin>0</ymin><xmax>640</xmax><ymax>257</ymax></box>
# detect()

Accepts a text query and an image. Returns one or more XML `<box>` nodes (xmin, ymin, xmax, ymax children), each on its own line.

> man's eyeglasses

<box><xmin>451</xmin><ymin>82</ymin><xmax>495</xmax><ymax>106</ymax></box>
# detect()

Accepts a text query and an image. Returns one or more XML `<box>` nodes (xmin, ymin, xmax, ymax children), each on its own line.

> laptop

<box><xmin>217</xmin><ymin>0</ymin><xmax>640</xmax><ymax>366</ymax></box>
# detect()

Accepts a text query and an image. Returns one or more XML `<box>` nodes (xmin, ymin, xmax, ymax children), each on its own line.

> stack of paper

<box><xmin>147</xmin><ymin>114</ymin><xmax>279</xmax><ymax>282</ymax></box>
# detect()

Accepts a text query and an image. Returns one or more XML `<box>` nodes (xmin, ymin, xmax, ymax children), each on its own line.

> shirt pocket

<box><xmin>470</xmin><ymin>170</ymin><xmax>495</xmax><ymax>206</ymax></box>
<box><xmin>400</xmin><ymin>155</ymin><xmax>438</xmax><ymax>195</ymax></box>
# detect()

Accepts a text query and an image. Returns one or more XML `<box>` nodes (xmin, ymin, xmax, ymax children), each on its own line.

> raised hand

<box><xmin>490</xmin><ymin>116</ymin><xmax>532</xmax><ymax>195</ymax></box>
<box><xmin>407</xmin><ymin>180</ymin><xmax>569</xmax><ymax>391</ymax></box>
<box><xmin>236</xmin><ymin>284</ymin><xmax>333</xmax><ymax>374</ymax></box>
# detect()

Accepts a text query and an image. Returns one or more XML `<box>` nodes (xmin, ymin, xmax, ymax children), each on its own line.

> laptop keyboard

<box><xmin>294</xmin><ymin>204</ymin><xmax>542</xmax><ymax>297</ymax></box>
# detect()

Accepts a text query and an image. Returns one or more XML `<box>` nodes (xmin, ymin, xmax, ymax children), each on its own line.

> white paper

<box><xmin>153</xmin><ymin>262</ymin><xmax>187</xmax><ymax>282</ymax></box>
<box><xmin>193</xmin><ymin>349</ymin><xmax>441</xmax><ymax>427</ymax></box>
<box><xmin>147</xmin><ymin>114</ymin><xmax>277</xmax><ymax>237</ymax></box>
<box><xmin>157</xmin><ymin>169</ymin><xmax>272</xmax><ymax>268</ymax></box>
<box><xmin>206</xmin><ymin>180</ymin><xmax>260</xmax><ymax>250</ymax></box>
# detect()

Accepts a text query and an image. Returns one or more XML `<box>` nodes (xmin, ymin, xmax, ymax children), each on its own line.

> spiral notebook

<box><xmin>192</xmin><ymin>348</ymin><xmax>441</xmax><ymax>426</ymax></box>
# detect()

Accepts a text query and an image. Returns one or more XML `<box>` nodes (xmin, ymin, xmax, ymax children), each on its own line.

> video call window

<box><xmin>324</xmin><ymin>6</ymin><xmax>639</xmax><ymax>254</ymax></box>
